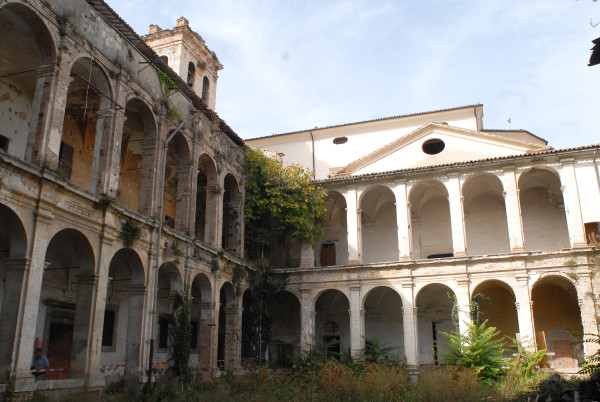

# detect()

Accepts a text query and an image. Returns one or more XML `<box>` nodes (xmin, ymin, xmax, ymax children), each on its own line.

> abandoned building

<box><xmin>0</xmin><ymin>0</ymin><xmax>248</xmax><ymax>394</ymax></box>
<box><xmin>247</xmin><ymin>105</ymin><xmax>600</xmax><ymax>371</ymax></box>
<box><xmin>1</xmin><ymin>0</ymin><xmax>600</xmax><ymax>397</ymax></box>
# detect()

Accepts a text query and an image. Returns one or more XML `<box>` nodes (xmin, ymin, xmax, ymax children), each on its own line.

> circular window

<box><xmin>422</xmin><ymin>138</ymin><xmax>445</xmax><ymax>155</ymax></box>
<box><xmin>333</xmin><ymin>137</ymin><xmax>348</xmax><ymax>145</ymax></box>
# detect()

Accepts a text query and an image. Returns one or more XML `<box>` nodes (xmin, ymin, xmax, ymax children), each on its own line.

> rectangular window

<box><xmin>102</xmin><ymin>309</ymin><xmax>116</xmax><ymax>348</ymax></box>
<box><xmin>426</xmin><ymin>252</ymin><xmax>454</xmax><ymax>259</ymax></box>
<box><xmin>58</xmin><ymin>142</ymin><xmax>74</xmax><ymax>179</ymax></box>
<box><xmin>0</xmin><ymin>134</ymin><xmax>9</xmax><ymax>152</ymax></box>
<box><xmin>158</xmin><ymin>316</ymin><xmax>169</xmax><ymax>349</ymax></box>
<box><xmin>190</xmin><ymin>321</ymin><xmax>198</xmax><ymax>349</ymax></box>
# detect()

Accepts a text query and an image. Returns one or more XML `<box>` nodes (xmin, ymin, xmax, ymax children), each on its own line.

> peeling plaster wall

<box><xmin>0</xmin><ymin>80</ymin><xmax>30</xmax><ymax>158</ymax></box>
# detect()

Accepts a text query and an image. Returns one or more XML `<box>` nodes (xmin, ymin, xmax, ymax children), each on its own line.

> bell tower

<box><xmin>143</xmin><ymin>17</ymin><xmax>223</xmax><ymax>111</ymax></box>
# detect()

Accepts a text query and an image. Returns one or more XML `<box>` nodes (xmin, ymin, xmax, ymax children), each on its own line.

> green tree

<box><xmin>244</xmin><ymin>148</ymin><xmax>327</xmax><ymax>261</ymax></box>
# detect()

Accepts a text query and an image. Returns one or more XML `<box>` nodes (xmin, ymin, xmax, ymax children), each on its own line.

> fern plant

<box><xmin>579</xmin><ymin>334</ymin><xmax>600</xmax><ymax>375</ymax></box>
<box><xmin>441</xmin><ymin>320</ymin><xmax>506</xmax><ymax>381</ymax></box>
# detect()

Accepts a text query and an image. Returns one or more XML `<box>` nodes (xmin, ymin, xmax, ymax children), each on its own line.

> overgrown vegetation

<box><xmin>441</xmin><ymin>320</ymin><xmax>506</xmax><ymax>381</ymax></box>
<box><xmin>244</xmin><ymin>148</ymin><xmax>327</xmax><ymax>261</ymax></box>
<box><xmin>169</xmin><ymin>283</ymin><xmax>192</xmax><ymax>380</ymax></box>
<box><xmin>119</xmin><ymin>219</ymin><xmax>141</xmax><ymax>247</ymax></box>
<box><xmin>240</xmin><ymin>266</ymin><xmax>287</xmax><ymax>364</ymax></box>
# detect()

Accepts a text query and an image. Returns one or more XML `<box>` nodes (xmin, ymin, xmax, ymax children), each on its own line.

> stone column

<box><xmin>514</xmin><ymin>274</ymin><xmax>535</xmax><ymax>349</ymax></box>
<box><xmin>300</xmin><ymin>289</ymin><xmax>314</xmax><ymax>352</ymax></box>
<box><xmin>576</xmin><ymin>273</ymin><xmax>600</xmax><ymax>356</ymax></box>
<box><xmin>349</xmin><ymin>284</ymin><xmax>363</xmax><ymax>357</ymax></box>
<box><xmin>224</xmin><ymin>306</ymin><xmax>242</xmax><ymax>371</ymax></box>
<box><xmin>501</xmin><ymin>167</ymin><xmax>525</xmax><ymax>252</ymax></box>
<box><xmin>456</xmin><ymin>278</ymin><xmax>471</xmax><ymax>335</ymax></box>
<box><xmin>175</xmin><ymin>163</ymin><xmax>194</xmax><ymax>233</ymax></box>
<box><xmin>70</xmin><ymin>273</ymin><xmax>100</xmax><ymax>380</ymax></box>
<box><xmin>445</xmin><ymin>174</ymin><xmax>466</xmax><ymax>257</ymax></box>
<box><xmin>0</xmin><ymin>258</ymin><xmax>30</xmax><ymax>375</ymax></box>
<box><xmin>402</xmin><ymin>306</ymin><xmax>418</xmax><ymax>366</ymax></box>
<box><xmin>27</xmin><ymin>64</ymin><xmax>58</xmax><ymax>165</ymax></box>
<box><xmin>43</xmin><ymin>43</ymin><xmax>75</xmax><ymax>170</ymax></box>
<box><xmin>198</xmin><ymin>302</ymin><xmax>214</xmax><ymax>372</ymax></box>
<box><xmin>392</xmin><ymin>180</ymin><xmax>411</xmax><ymax>259</ymax></box>
<box><xmin>139</xmin><ymin>132</ymin><xmax>160</xmax><ymax>216</ymax></box>
<box><xmin>299</xmin><ymin>240</ymin><xmax>315</xmax><ymax>268</ymax></box>
<box><xmin>559</xmin><ymin>159</ymin><xmax>587</xmax><ymax>248</ymax></box>
<box><xmin>125</xmin><ymin>285</ymin><xmax>147</xmax><ymax>381</ymax></box>
<box><xmin>342</xmin><ymin>187</ymin><xmax>361</xmax><ymax>264</ymax></box>
<box><xmin>13</xmin><ymin>212</ymin><xmax>53</xmax><ymax>383</ymax></box>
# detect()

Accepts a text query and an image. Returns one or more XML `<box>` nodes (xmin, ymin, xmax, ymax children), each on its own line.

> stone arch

<box><xmin>217</xmin><ymin>281</ymin><xmax>239</xmax><ymax>370</ymax></box>
<box><xmin>462</xmin><ymin>173</ymin><xmax>510</xmax><ymax>256</ymax></box>
<box><xmin>222</xmin><ymin>173</ymin><xmax>241</xmax><ymax>255</ymax></box>
<box><xmin>118</xmin><ymin>97</ymin><xmax>157</xmax><ymax>212</ymax></box>
<box><xmin>359</xmin><ymin>184</ymin><xmax>398</xmax><ymax>263</ymax></box>
<box><xmin>102</xmin><ymin>248</ymin><xmax>146</xmax><ymax>379</ymax></box>
<box><xmin>0</xmin><ymin>203</ymin><xmax>29</xmax><ymax>374</ymax></box>
<box><xmin>315</xmin><ymin>289</ymin><xmax>350</xmax><ymax>360</ymax></box>
<box><xmin>0</xmin><ymin>2</ymin><xmax>57</xmax><ymax>162</ymax></box>
<box><xmin>196</xmin><ymin>153</ymin><xmax>218</xmax><ymax>242</ymax></box>
<box><xmin>518</xmin><ymin>168</ymin><xmax>569</xmax><ymax>252</ymax></box>
<box><xmin>163</xmin><ymin>131</ymin><xmax>192</xmax><ymax>231</ymax></box>
<box><xmin>316</xmin><ymin>190</ymin><xmax>347</xmax><ymax>267</ymax></box>
<box><xmin>59</xmin><ymin>57</ymin><xmax>114</xmax><ymax>192</ymax></box>
<box><xmin>363</xmin><ymin>286</ymin><xmax>404</xmax><ymax>359</ymax></box>
<box><xmin>471</xmin><ymin>279</ymin><xmax>518</xmax><ymax>354</ymax></box>
<box><xmin>531</xmin><ymin>275</ymin><xmax>584</xmax><ymax>368</ymax></box>
<box><xmin>409</xmin><ymin>180</ymin><xmax>452</xmax><ymax>259</ymax></box>
<box><xmin>415</xmin><ymin>283</ymin><xmax>457</xmax><ymax>365</ymax></box>
<box><xmin>269</xmin><ymin>291</ymin><xmax>301</xmax><ymax>368</ymax></box>
<box><xmin>190</xmin><ymin>272</ymin><xmax>212</xmax><ymax>369</ymax></box>
<box><xmin>36</xmin><ymin>228</ymin><xmax>96</xmax><ymax>379</ymax></box>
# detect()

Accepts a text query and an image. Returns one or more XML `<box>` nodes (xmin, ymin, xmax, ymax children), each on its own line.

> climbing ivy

<box><xmin>244</xmin><ymin>148</ymin><xmax>327</xmax><ymax>260</ymax></box>
<box><xmin>169</xmin><ymin>282</ymin><xmax>192</xmax><ymax>379</ymax></box>
<box><xmin>153</xmin><ymin>65</ymin><xmax>178</xmax><ymax>94</ymax></box>
<box><xmin>241</xmin><ymin>265</ymin><xmax>287</xmax><ymax>364</ymax></box>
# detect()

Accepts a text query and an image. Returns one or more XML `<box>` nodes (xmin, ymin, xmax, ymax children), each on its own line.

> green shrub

<box><xmin>441</xmin><ymin>320</ymin><xmax>505</xmax><ymax>381</ymax></box>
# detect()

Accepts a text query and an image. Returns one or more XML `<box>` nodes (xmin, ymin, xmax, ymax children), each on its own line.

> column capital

<box><xmin>77</xmin><ymin>273</ymin><xmax>99</xmax><ymax>285</ymax></box>
<box><xmin>128</xmin><ymin>285</ymin><xmax>147</xmax><ymax>295</ymax></box>
<box><xmin>3</xmin><ymin>258</ymin><xmax>31</xmax><ymax>271</ymax></box>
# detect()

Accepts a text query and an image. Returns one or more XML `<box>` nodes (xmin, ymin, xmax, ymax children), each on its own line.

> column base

<box><xmin>510</xmin><ymin>246</ymin><xmax>526</xmax><ymax>253</ymax></box>
<box><xmin>347</xmin><ymin>259</ymin><xmax>361</xmax><ymax>265</ymax></box>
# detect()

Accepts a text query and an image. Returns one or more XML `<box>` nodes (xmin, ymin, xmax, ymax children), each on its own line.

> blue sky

<box><xmin>106</xmin><ymin>0</ymin><xmax>600</xmax><ymax>148</ymax></box>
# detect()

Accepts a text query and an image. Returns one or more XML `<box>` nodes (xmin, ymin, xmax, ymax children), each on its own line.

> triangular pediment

<box><xmin>330</xmin><ymin>123</ymin><xmax>549</xmax><ymax>178</ymax></box>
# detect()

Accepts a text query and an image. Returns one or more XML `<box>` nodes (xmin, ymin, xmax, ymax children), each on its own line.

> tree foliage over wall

<box><xmin>244</xmin><ymin>148</ymin><xmax>327</xmax><ymax>260</ymax></box>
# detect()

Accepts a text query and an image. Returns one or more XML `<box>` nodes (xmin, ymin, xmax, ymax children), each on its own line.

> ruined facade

<box><xmin>248</xmin><ymin>105</ymin><xmax>600</xmax><ymax>372</ymax></box>
<box><xmin>0</xmin><ymin>0</ymin><xmax>247</xmax><ymax>394</ymax></box>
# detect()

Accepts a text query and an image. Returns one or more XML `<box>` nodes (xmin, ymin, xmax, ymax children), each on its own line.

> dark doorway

<box><xmin>324</xmin><ymin>335</ymin><xmax>341</xmax><ymax>360</ymax></box>
<box><xmin>47</xmin><ymin>323</ymin><xmax>73</xmax><ymax>379</ymax></box>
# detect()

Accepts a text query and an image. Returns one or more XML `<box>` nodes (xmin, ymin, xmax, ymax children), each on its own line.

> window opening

<box><xmin>422</xmin><ymin>138</ymin><xmax>445</xmax><ymax>155</ymax></box>
<box><xmin>585</xmin><ymin>222</ymin><xmax>600</xmax><ymax>245</ymax></box>
<box><xmin>187</xmin><ymin>62</ymin><xmax>196</xmax><ymax>87</ymax></box>
<box><xmin>426</xmin><ymin>252</ymin><xmax>454</xmax><ymax>259</ymax></box>
<box><xmin>101</xmin><ymin>309</ymin><xmax>116</xmax><ymax>348</ymax></box>
<box><xmin>190</xmin><ymin>321</ymin><xmax>198</xmax><ymax>349</ymax></box>
<box><xmin>323</xmin><ymin>321</ymin><xmax>339</xmax><ymax>335</ymax></box>
<box><xmin>0</xmin><ymin>134</ymin><xmax>8</xmax><ymax>151</ymax></box>
<box><xmin>202</xmin><ymin>76</ymin><xmax>210</xmax><ymax>102</ymax></box>
<box><xmin>158</xmin><ymin>316</ymin><xmax>169</xmax><ymax>349</ymax></box>
<box><xmin>333</xmin><ymin>137</ymin><xmax>348</xmax><ymax>145</ymax></box>
<box><xmin>58</xmin><ymin>142</ymin><xmax>74</xmax><ymax>179</ymax></box>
